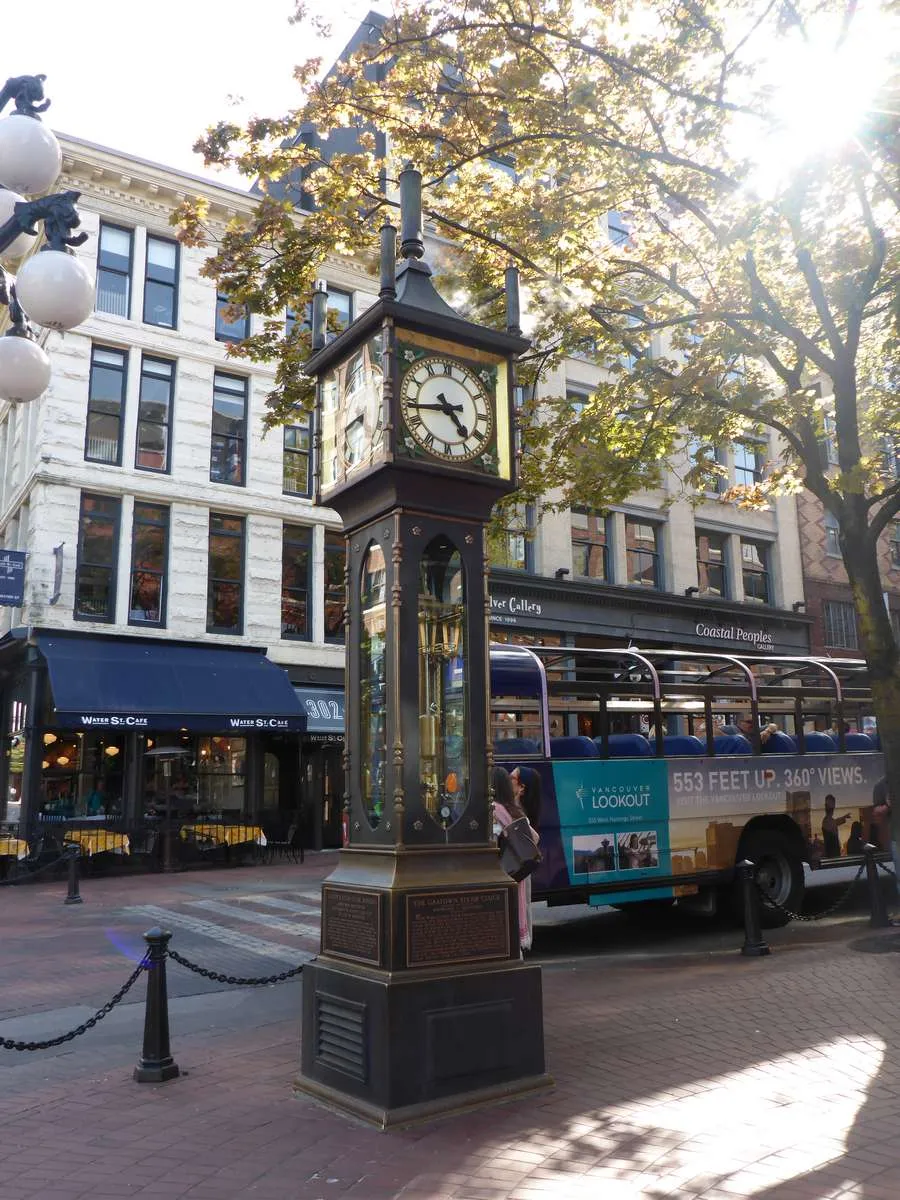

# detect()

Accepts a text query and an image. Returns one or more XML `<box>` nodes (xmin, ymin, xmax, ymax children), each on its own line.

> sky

<box><xmin>24</xmin><ymin>0</ymin><xmax>387</xmax><ymax>190</ymax></box>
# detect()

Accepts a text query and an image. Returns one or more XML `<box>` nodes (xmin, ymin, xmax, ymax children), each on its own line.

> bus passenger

<box><xmin>737</xmin><ymin>716</ymin><xmax>779</xmax><ymax>745</ymax></box>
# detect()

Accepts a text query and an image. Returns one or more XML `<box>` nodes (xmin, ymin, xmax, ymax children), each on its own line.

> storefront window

<box><xmin>141</xmin><ymin>733</ymin><xmax>247</xmax><ymax>817</ymax></box>
<box><xmin>39</xmin><ymin>731</ymin><xmax>125</xmax><ymax>817</ymax></box>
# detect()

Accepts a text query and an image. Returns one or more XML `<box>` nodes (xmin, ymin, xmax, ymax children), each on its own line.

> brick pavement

<box><xmin>2</xmin><ymin>855</ymin><xmax>900</xmax><ymax>1198</ymax></box>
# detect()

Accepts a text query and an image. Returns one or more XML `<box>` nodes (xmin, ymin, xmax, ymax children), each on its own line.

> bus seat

<box><xmin>844</xmin><ymin>732</ymin><xmax>874</xmax><ymax>751</ymax></box>
<box><xmin>662</xmin><ymin>734</ymin><xmax>705</xmax><ymax>756</ymax></box>
<box><xmin>713</xmin><ymin>734</ymin><xmax>753</xmax><ymax>755</ymax></box>
<box><xmin>597</xmin><ymin>733</ymin><xmax>653</xmax><ymax>758</ymax></box>
<box><xmin>763</xmin><ymin>731</ymin><xmax>797</xmax><ymax>753</ymax></box>
<box><xmin>493</xmin><ymin>737</ymin><xmax>540</xmax><ymax>758</ymax></box>
<box><xmin>803</xmin><ymin>731</ymin><xmax>837</xmax><ymax>752</ymax></box>
<box><xmin>549</xmin><ymin>735</ymin><xmax>598</xmax><ymax>759</ymax></box>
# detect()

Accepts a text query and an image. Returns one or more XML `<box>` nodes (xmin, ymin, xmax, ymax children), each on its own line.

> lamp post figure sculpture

<box><xmin>0</xmin><ymin>74</ymin><xmax>94</xmax><ymax>404</ymax></box>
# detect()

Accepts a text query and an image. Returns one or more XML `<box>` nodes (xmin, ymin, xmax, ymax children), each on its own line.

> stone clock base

<box><xmin>295</xmin><ymin>956</ymin><xmax>550</xmax><ymax>1128</ymax></box>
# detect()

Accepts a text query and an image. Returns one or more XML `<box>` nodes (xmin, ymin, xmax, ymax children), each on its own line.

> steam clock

<box><xmin>296</xmin><ymin>168</ymin><xmax>549</xmax><ymax>1127</ymax></box>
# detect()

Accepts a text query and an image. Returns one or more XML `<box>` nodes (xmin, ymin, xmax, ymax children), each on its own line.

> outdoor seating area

<box><xmin>0</xmin><ymin>812</ymin><xmax>302</xmax><ymax>878</ymax></box>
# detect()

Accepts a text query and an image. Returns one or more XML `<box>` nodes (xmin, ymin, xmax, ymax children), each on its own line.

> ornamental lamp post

<box><xmin>0</xmin><ymin>75</ymin><xmax>94</xmax><ymax>404</ymax></box>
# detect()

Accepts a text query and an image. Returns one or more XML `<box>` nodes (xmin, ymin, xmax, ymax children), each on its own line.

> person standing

<box><xmin>492</xmin><ymin>765</ymin><xmax>539</xmax><ymax>955</ymax></box>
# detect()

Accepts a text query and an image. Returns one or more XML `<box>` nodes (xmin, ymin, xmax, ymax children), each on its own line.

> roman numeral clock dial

<box><xmin>400</xmin><ymin>355</ymin><xmax>494</xmax><ymax>463</ymax></box>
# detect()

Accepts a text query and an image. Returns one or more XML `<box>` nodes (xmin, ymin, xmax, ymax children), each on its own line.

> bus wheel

<box><xmin>734</xmin><ymin>831</ymin><xmax>804</xmax><ymax>929</ymax></box>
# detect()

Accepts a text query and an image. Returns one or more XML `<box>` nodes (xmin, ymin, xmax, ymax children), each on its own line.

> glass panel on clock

<box><xmin>417</xmin><ymin>537</ymin><xmax>468</xmax><ymax>830</ymax></box>
<box><xmin>360</xmin><ymin>541</ymin><xmax>388</xmax><ymax>828</ymax></box>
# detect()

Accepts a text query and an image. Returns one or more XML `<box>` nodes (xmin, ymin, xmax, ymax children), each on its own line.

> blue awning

<box><xmin>294</xmin><ymin>686</ymin><xmax>344</xmax><ymax>735</ymax></box>
<box><xmin>39</xmin><ymin>635</ymin><xmax>304</xmax><ymax>733</ymax></box>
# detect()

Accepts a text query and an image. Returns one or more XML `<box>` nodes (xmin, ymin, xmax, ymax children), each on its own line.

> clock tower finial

<box><xmin>398</xmin><ymin>163</ymin><xmax>425</xmax><ymax>260</ymax></box>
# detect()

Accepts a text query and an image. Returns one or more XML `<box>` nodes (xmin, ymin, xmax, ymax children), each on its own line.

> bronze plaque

<box><xmin>406</xmin><ymin>888</ymin><xmax>510</xmax><ymax>968</ymax></box>
<box><xmin>322</xmin><ymin>886</ymin><xmax>382</xmax><ymax>965</ymax></box>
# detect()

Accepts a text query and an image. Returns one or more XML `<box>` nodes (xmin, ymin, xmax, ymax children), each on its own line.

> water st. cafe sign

<box><xmin>0</xmin><ymin>550</ymin><xmax>26</xmax><ymax>606</ymax></box>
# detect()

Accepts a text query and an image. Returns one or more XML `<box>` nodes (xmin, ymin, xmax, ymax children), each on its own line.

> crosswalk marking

<box><xmin>189</xmin><ymin>899</ymin><xmax>319</xmax><ymax>938</ymax></box>
<box><xmin>232</xmin><ymin>894</ymin><xmax>321</xmax><ymax>917</ymax></box>
<box><xmin>124</xmin><ymin>904</ymin><xmax>310</xmax><ymax>965</ymax></box>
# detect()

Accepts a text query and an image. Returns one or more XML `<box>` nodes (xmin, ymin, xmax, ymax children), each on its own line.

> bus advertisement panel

<box><xmin>546</xmin><ymin>753</ymin><xmax>888</xmax><ymax>899</ymax></box>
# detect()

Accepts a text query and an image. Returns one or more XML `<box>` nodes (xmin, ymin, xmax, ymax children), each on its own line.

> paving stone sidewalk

<box><xmin>3</xmin><ymin>859</ymin><xmax>900</xmax><ymax>1198</ymax></box>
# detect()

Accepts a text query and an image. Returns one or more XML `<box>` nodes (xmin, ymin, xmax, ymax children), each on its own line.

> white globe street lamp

<box><xmin>0</xmin><ymin>74</ymin><xmax>93</xmax><ymax>404</ymax></box>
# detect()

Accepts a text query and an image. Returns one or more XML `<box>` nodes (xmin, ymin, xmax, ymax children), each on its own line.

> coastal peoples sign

<box><xmin>694</xmin><ymin>622</ymin><xmax>774</xmax><ymax>652</ymax></box>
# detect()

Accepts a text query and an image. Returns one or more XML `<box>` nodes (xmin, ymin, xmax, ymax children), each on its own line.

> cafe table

<box><xmin>0</xmin><ymin>835</ymin><xmax>28</xmax><ymax>860</ymax></box>
<box><xmin>64</xmin><ymin>828</ymin><xmax>130</xmax><ymax>857</ymax></box>
<box><xmin>180</xmin><ymin>823</ymin><xmax>267</xmax><ymax>848</ymax></box>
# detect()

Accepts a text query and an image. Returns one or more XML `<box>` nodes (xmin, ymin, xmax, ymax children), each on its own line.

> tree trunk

<box><xmin>841</xmin><ymin>509</ymin><xmax>900</xmax><ymax>875</ymax></box>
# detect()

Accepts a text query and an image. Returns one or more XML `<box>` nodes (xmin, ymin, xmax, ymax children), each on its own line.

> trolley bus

<box><xmin>490</xmin><ymin>644</ymin><xmax>889</xmax><ymax>924</ymax></box>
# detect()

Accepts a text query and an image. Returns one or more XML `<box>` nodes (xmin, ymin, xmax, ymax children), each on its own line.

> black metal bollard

<box><xmin>134</xmin><ymin>927</ymin><xmax>180</xmax><ymax>1083</ymax></box>
<box><xmin>863</xmin><ymin>843</ymin><xmax>891</xmax><ymax>929</ymax></box>
<box><xmin>738</xmin><ymin>859</ymin><xmax>770</xmax><ymax>957</ymax></box>
<box><xmin>64</xmin><ymin>845</ymin><xmax>83</xmax><ymax>905</ymax></box>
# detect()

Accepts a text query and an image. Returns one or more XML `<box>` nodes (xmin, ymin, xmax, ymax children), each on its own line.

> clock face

<box><xmin>400</xmin><ymin>355</ymin><xmax>493</xmax><ymax>463</ymax></box>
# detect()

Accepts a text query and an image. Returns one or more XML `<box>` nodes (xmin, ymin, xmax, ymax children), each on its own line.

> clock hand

<box><xmin>435</xmin><ymin>392</ymin><xmax>468</xmax><ymax>438</ymax></box>
<box><xmin>408</xmin><ymin>401</ymin><xmax>464</xmax><ymax>412</ymax></box>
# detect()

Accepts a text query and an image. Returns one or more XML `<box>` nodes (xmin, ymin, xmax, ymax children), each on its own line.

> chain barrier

<box><xmin>0</xmin><ymin>850</ymin><xmax>72</xmax><ymax>887</ymax></box>
<box><xmin>0</xmin><ymin>955</ymin><xmax>149</xmax><ymax>1052</ymax></box>
<box><xmin>167</xmin><ymin>947</ymin><xmax>306</xmax><ymax>987</ymax></box>
<box><xmin>876</xmin><ymin>860</ymin><xmax>897</xmax><ymax>878</ymax></box>
<box><xmin>755</xmin><ymin>863</ymin><xmax>865</xmax><ymax>923</ymax></box>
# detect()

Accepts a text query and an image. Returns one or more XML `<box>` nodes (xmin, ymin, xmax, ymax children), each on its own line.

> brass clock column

<box><xmin>296</xmin><ymin>167</ymin><xmax>550</xmax><ymax>1128</ymax></box>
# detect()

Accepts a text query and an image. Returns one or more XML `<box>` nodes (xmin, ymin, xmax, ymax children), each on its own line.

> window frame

<box><xmin>824</xmin><ymin>510</ymin><xmax>841</xmax><ymax>558</ymax></box>
<box><xmin>281</xmin><ymin>523</ymin><xmax>313</xmax><ymax>641</ymax></box>
<box><xmin>74</xmin><ymin>492</ymin><xmax>121</xmax><ymax>623</ymax></box>
<box><xmin>128</xmin><ymin>502</ymin><xmax>170</xmax><ymax>628</ymax></box>
<box><xmin>283</xmin><ymin>423</ymin><xmax>312</xmax><ymax>498</ymax></box>
<box><xmin>135</xmin><ymin>354</ymin><xmax>174</xmax><ymax>474</ymax></box>
<box><xmin>210</xmin><ymin>371</ymin><xmax>248</xmax><ymax>488</ymax></box>
<box><xmin>624</xmin><ymin>517</ymin><xmax>661</xmax><ymax>589</ymax></box>
<box><xmin>84</xmin><ymin>345</ymin><xmax>128</xmax><ymax>467</ymax></box>
<box><xmin>215</xmin><ymin>292</ymin><xmax>250</xmax><ymax>343</ymax></box>
<box><xmin>142</xmin><ymin>234</ymin><xmax>180</xmax><ymax>328</ymax></box>
<box><xmin>740</xmin><ymin>537</ymin><xmax>771</xmax><ymax>605</ymax></box>
<box><xmin>695</xmin><ymin>529</ymin><xmax>729</xmax><ymax>598</ymax></box>
<box><xmin>206</xmin><ymin>513</ymin><xmax>246</xmax><ymax>635</ymax></box>
<box><xmin>733</xmin><ymin>440</ymin><xmax>767</xmax><ymax>488</ymax></box>
<box><xmin>95</xmin><ymin>222</ymin><xmax>134</xmax><ymax>319</ymax></box>
<box><xmin>571</xmin><ymin>508</ymin><xmax>609</xmax><ymax>582</ymax></box>
<box><xmin>823</xmin><ymin>599</ymin><xmax>859</xmax><ymax>650</ymax></box>
<box><xmin>323</xmin><ymin>529</ymin><xmax>346</xmax><ymax>644</ymax></box>
<box><xmin>301</xmin><ymin>285</ymin><xmax>353</xmax><ymax>341</ymax></box>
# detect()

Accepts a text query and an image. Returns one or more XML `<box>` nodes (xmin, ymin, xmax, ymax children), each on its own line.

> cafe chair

<box><xmin>265</xmin><ymin>822</ymin><xmax>300</xmax><ymax>864</ymax></box>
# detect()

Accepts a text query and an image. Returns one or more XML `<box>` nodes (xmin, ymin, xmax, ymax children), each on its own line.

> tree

<box><xmin>177</xmin><ymin>0</ymin><xmax>900</xmax><ymax>847</ymax></box>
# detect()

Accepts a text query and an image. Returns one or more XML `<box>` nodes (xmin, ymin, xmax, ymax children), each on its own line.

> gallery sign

<box><xmin>0</xmin><ymin>550</ymin><xmax>26</xmax><ymax>606</ymax></box>
<box><xmin>695</xmin><ymin>621</ymin><xmax>774</xmax><ymax>652</ymax></box>
<box><xmin>489</xmin><ymin>591</ymin><xmax>544</xmax><ymax>625</ymax></box>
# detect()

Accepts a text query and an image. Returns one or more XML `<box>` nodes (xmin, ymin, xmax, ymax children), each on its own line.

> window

<box><xmin>696</xmin><ymin>530</ymin><xmax>728</xmax><ymax>597</ymax></box>
<box><xmin>136</xmin><ymin>356</ymin><xmax>173</xmax><ymax>472</ymax></box>
<box><xmin>143</xmin><ymin>236</ymin><xmax>179</xmax><ymax>327</ymax></box>
<box><xmin>210</xmin><ymin>372</ymin><xmax>247</xmax><ymax>486</ymax></box>
<box><xmin>625</xmin><ymin>518</ymin><xmax>660</xmax><ymax>588</ymax></box>
<box><xmin>891</xmin><ymin>522</ymin><xmax>900</xmax><ymax>569</ymax></box>
<box><xmin>129</xmin><ymin>503</ymin><xmax>169</xmax><ymax>626</ymax></box>
<box><xmin>207</xmin><ymin>513</ymin><xmax>244</xmax><ymax>634</ymax></box>
<box><xmin>74</xmin><ymin>493</ymin><xmax>120</xmax><ymax>621</ymax></box>
<box><xmin>571</xmin><ymin>509</ymin><xmax>609</xmax><ymax>581</ymax></box>
<box><xmin>824</xmin><ymin>511</ymin><xmax>841</xmax><ymax>557</ymax></box>
<box><xmin>822</xmin><ymin>414</ymin><xmax>839</xmax><ymax>466</ymax></box>
<box><xmin>607</xmin><ymin>211</ymin><xmax>631</xmax><ymax>247</ymax></box>
<box><xmin>95</xmin><ymin>223</ymin><xmax>133</xmax><ymax>317</ymax></box>
<box><xmin>215</xmin><ymin>292</ymin><xmax>250</xmax><ymax>342</ymax></box>
<box><xmin>281</xmin><ymin>524</ymin><xmax>311</xmax><ymax>639</ymax></box>
<box><xmin>566</xmin><ymin>387</ymin><xmax>590</xmax><ymax>416</ymax></box>
<box><xmin>741</xmin><ymin>538</ymin><xmax>770</xmax><ymax>604</ymax></box>
<box><xmin>488</xmin><ymin>510</ymin><xmax>534</xmax><ymax>572</ymax></box>
<box><xmin>324</xmin><ymin>530</ymin><xmax>346</xmax><ymax>642</ymax></box>
<box><xmin>283</xmin><ymin>424</ymin><xmax>311</xmax><ymax>497</ymax></box>
<box><xmin>301</xmin><ymin>286</ymin><xmax>353</xmax><ymax>341</ymax></box>
<box><xmin>823</xmin><ymin>600</ymin><xmax>858</xmax><ymax>649</ymax></box>
<box><xmin>85</xmin><ymin>346</ymin><xmax>127</xmax><ymax>465</ymax></box>
<box><xmin>733</xmin><ymin>441</ymin><xmax>766</xmax><ymax>487</ymax></box>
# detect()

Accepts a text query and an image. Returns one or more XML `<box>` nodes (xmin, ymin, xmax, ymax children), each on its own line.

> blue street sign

<box><xmin>0</xmin><ymin>550</ymin><xmax>26</xmax><ymax>606</ymax></box>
